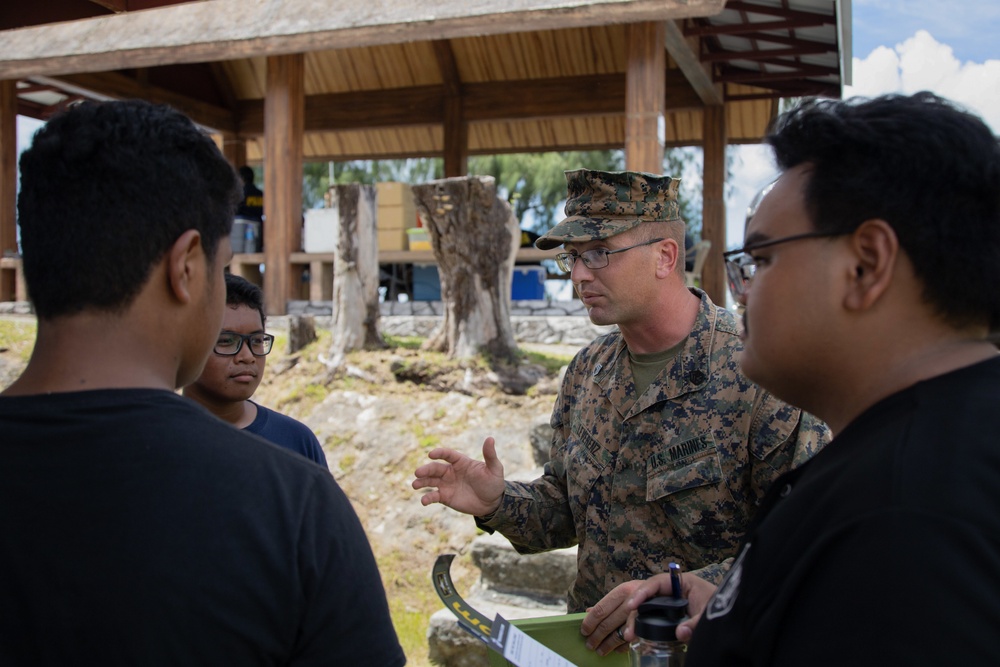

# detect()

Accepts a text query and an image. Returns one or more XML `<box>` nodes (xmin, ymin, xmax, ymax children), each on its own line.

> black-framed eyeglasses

<box><xmin>213</xmin><ymin>332</ymin><xmax>275</xmax><ymax>356</ymax></box>
<box><xmin>555</xmin><ymin>238</ymin><xmax>664</xmax><ymax>273</ymax></box>
<box><xmin>722</xmin><ymin>231</ymin><xmax>844</xmax><ymax>301</ymax></box>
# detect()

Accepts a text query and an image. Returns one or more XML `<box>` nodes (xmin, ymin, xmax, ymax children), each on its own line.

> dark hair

<box><xmin>238</xmin><ymin>165</ymin><xmax>255</xmax><ymax>185</ymax></box>
<box><xmin>17</xmin><ymin>100</ymin><xmax>241</xmax><ymax>319</ymax></box>
<box><xmin>766</xmin><ymin>92</ymin><xmax>1000</xmax><ymax>330</ymax></box>
<box><xmin>225</xmin><ymin>273</ymin><xmax>266</xmax><ymax>326</ymax></box>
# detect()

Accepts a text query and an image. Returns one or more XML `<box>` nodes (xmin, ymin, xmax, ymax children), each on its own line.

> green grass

<box><xmin>377</xmin><ymin>551</ymin><xmax>444</xmax><ymax>667</ymax></box>
<box><xmin>383</xmin><ymin>334</ymin><xmax>425</xmax><ymax>350</ymax></box>
<box><xmin>0</xmin><ymin>319</ymin><xmax>37</xmax><ymax>363</ymax></box>
<box><xmin>521</xmin><ymin>348</ymin><xmax>574</xmax><ymax>374</ymax></box>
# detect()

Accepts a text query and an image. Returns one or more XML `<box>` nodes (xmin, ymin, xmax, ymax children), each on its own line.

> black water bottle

<box><xmin>629</xmin><ymin>596</ymin><xmax>688</xmax><ymax>667</ymax></box>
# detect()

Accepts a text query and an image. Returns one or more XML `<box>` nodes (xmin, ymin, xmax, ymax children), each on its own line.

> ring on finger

<box><xmin>616</xmin><ymin>626</ymin><xmax>626</xmax><ymax>642</ymax></box>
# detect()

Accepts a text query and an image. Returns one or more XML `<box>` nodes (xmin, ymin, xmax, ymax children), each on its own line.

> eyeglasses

<box><xmin>213</xmin><ymin>332</ymin><xmax>275</xmax><ymax>356</ymax></box>
<box><xmin>555</xmin><ymin>238</ymin><xmax>664</xmax><ymax>273</ymax></box>
<box><xmin>722</xmin><ymin>231</ymin><xmax>844</xmax><ymax>301</ymax></box>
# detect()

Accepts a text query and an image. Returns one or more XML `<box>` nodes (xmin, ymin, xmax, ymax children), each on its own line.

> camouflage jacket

<box><xmin>478</xmin><ymin>290</ymin><xmax>830</xmax><ymax>612</ymax></box>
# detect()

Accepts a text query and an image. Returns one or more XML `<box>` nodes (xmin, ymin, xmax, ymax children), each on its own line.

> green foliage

<box><xmin>467</xmin><ymin>150</ymin><xmax>624</xmax><ymax>231</ymax></box>
<box><xmin>302</xmin><ymin>159</ymin><xmax>443</xmax><ymax>209</ymax></box>
<box><xmin>299</xmin><ymin>147</ymin><xmax>727</xmax><ymax>240</ymax></box>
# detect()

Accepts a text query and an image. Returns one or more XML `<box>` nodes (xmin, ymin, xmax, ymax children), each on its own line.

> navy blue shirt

<box><xmin>245</xmin><ymin>402</ymin><xmax>328</xmax><ymax>467</ymax></box>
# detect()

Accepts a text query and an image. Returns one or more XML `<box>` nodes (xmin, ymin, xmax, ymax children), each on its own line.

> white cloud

<box><xmin>726</xmin><ymin>30</ymin><xmax>1000</xmax><ymax>255</ymax></box>
<box><xmin>16</xmin><ymin>116</ymin><xmax>44</xmax><ymax>156</ymax></box>
<box><xmin>725</xmin><ymin>145</ymin><xmax>777</xmax><ymax>251</ymax></box>
<box><xmin>845</xmin><ymin>31</ymin><xmax>1000</xmax><ymax>132</ymax></box>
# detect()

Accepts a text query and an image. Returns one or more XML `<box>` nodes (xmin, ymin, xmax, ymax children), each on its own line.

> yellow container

<box><xmin>406</xmin><ymin>227</ymin><xmax>432</xmax><ymax>251</ymax></box>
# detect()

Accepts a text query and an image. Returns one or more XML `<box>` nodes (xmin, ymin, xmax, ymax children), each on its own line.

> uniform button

<box><xmin>689</xmin><ymin>370</ymin><xmax>707</xmax><ymax>385</ymax></box>
<box><xmin>779</xmin><ymin>483</ymin><xmax>792</xmax><ymax>497</ymax></box>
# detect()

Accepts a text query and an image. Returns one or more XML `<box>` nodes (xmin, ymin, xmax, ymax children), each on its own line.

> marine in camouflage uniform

<box><xmin>476</xmin><ymin>169</ymin><xmax>830</xmax><ymax>613</ymax></box>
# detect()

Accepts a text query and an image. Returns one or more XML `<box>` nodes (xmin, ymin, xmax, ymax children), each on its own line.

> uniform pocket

<box><xmin>644</xmin><ymin>438</ymin><xmax>746</xmax><ymax>553</ymax></box>
<box><xmin>646</xmin><ymin>445</ymin><xmax>723</xmax><ymax>501</ymax></box>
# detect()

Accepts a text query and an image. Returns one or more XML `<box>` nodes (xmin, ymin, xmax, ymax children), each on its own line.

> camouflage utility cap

<box><xmin>535</xmin><ymin>169</ymin><xmax>682</xmax><ymax>250</ymax></box>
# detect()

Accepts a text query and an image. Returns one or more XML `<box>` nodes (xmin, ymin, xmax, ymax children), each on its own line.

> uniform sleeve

<box><xmin>475</xmin><ymin>404</ymin><xmax>580</xmax><ymax>553</ymax></box>
<box><xmin>748</xmin><ymin>393</ymin><xmax>830</xmax><ymax>504</ymax></box>
<box><xmin>688</xmin><ymin>395</ymin><xmax>829</xmax><ymax>587</ymax></box>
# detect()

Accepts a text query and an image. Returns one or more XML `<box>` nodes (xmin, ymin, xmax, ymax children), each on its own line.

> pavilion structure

<box><xmin>0</xmin><ymin>0</ymin><xmax>851</xmax><ymax>313</ymax></box>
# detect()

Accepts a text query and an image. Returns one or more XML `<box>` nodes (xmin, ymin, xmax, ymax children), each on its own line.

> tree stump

<box><xmin>328</xmin><ymin>184</ymin><xmax>383</xmax><ymax>368</ymax></box>
<box><xmin>411</xmin><ymin>176</ymin><xmax>520</xmax><ymax>364</ymax></box>
<box><xmin>286</xmin><ymin>314</ymin><xmax>317</xmax><ymax>354</ymax></box>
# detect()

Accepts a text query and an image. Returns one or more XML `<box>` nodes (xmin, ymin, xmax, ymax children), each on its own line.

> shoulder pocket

<box><xmin>749</xmin><ymin>393</ymin><xmax>800</xmax><ymax>461</ymax></box>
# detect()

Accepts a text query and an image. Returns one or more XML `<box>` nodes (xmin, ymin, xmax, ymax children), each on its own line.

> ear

<box><xmin>166</xmin><ymin>229</ymin><xmax>206</xmax><ymax>305</ymax></box>
<box><xmin>843</xmin><ymin>219</ymin><xmax>899</xmax><ymax>312</ymax></box>
<box><xmin>655</xmin><ymin>238</ymin><xmax>681</xmax><ymax>278</ymax></box>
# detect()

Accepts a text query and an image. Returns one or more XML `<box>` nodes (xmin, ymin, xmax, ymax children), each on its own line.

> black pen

<box><xmin>669</xmin><ymin>562</ymin><xmax>681</xmax><ymax>599</ymax></box>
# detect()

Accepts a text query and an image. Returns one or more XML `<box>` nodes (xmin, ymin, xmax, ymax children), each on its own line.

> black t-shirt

<box><xmin>688</xmin><ymin>356</ymin><xmax>1000</xmax><ymax>666</ymax></box>
<box><xmin>0</xmin><ymin>389</ymin><xmax>405</xmax><ymax>667</ymax></box>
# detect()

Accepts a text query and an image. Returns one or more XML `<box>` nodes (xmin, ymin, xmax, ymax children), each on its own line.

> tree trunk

<box><xmin>411</xmin><ymin>176</ymin><xmax>520</xmax><ymax>364</ymax></box>
<box><xmin>328</xmin><ymin>184</ymin><xmax>383</xmax><ymax>367</ymax></box>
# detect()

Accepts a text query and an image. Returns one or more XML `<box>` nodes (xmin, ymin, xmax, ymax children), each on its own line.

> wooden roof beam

<box><xmin>31</xmin><ymin>72</ymin><xmax>237</xmax><ymax>132</ymax></box>
<box><xmin>701</xmin><ymin>44</ymin><xmax>832</xmax><ymax>62</ymax></box>
<box><xmin>723</xmin><ymin>0</ymin><xmax>835</xmax><ymax>24</ymax></box>
<box><xmin>728</xmin><ymin>31</ymin><xmax>839</xmax><ymax>52</ymax></box>
<box><xmin>0</xmin><ymin>0</ymin><xmax>727</xmax><ymax>79</ymax></box>
<box><xmin>718</xmin><ymin>65</ymin><xmax>838</xmax><ymax>85</ymax></box>
<box><xmin>664</xmin><ymin>19</ymin><xmax>722</xmax><ymax>106</ymax></box>
<box><xmin>686</xmin><ymin>16</ymin><xmax>829</xmax><ymax>37</ymax></box>
<box><xmin>235</xmin><ymin>71</ymin><xmax>702</xmax><ymax>136</ymax></box>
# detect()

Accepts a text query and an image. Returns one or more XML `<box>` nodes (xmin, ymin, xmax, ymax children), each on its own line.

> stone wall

<box><xmin>282</xmin><ymin>299</ymin><xmax>614</xmax><ymax>346</ymax></box>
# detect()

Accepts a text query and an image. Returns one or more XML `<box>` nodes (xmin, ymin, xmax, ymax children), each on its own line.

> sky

<box><xmin>15</xmin><ymin>1</ymin><xmax>1000</xmax><ymax>252</ymax></box>
<box><xmin>725</xmin><ymin>0</ymin><xmax>1000</xmax><ymax>250</ymax></box>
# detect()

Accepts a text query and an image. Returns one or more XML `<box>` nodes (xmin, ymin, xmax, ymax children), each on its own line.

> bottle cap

<box><xmin>634</xmin><ymin>596</ymin><xmax>689</xmax><ymax>642</ymax></box>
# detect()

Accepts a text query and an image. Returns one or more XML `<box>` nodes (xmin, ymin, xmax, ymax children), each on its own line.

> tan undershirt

<box><xmin>629</xmin><ymin>337</ymin><xmax>687</xmax><ymax>398</ymax></box>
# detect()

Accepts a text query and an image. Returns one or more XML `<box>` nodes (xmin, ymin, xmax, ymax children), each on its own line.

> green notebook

<box><xmin>486</xmin><ymin>612</ymin><xmax>629</xmax><ymax>667</ymax></box>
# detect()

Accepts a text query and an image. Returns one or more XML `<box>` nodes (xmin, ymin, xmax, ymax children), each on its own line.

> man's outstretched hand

<box><xmin>412</xmin><ymin>436</ymin><xmax>506</xmax><ymax>517</ymax></box>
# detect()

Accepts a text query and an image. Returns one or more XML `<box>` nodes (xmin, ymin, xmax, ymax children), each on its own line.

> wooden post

<box><xmin>0</xmin><ymin>80</ymin><xmax>17</xmax><ymax>302</ymax></box>
<box><xmin>222</xmin><ymin>134</ymin><xmax>247</xmax><ymax>169</ymax></box>
<box><xmin>442</xmin><ymin>95</ymin><xmax>468</xmax><ymax>178</ymax></box>
<box><xmin>701</xmin><ymin>104</ymin><xmax>726</xmax><ymax>306</ymax></box>
<box><xmin>434</xmin><ymin>40</ymin><xmax>467</xmax><ymax>178</ymax></box>
<box><xmin>624</xmin><ymin>21</ymin><xmax>665</xmax><ymax>174</ymax></box>
<box><xmin>263</xmin><ymin>53</ymin><xmax>304</xmax><ymax>316</ymax></box>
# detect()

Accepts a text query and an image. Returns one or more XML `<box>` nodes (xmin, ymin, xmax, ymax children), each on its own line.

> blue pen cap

<box><xmin>634</xmin><ymin>596</ymin><xmax>689</xmax><ymax>642</ymax></box>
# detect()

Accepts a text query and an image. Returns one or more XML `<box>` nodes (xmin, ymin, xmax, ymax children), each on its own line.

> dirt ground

<box><xmin>0</xmin><ymin>316</ymin><xmax>576</xmax><ymax>666</ymax></box>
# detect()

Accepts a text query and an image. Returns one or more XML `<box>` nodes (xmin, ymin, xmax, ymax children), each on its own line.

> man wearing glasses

<box><xmin>627</xmin><ymin>93</ymin><xmax>1000</xmax><ymax>664</ymax></box>
<box><xmin>413</xmin><ymin>169</ymin><xmax>829</xmax><ymax>655</ymax></box>
<box><xmin>185</xmin><ymin>273</ymin><xmax>328</xmax><ymax>466</ymax></box>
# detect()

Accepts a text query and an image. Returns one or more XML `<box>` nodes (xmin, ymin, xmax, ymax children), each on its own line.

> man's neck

<box><xmin>814</xmin><ymin>331</ymin><xmax>998</xmax><ymax>436</ymax></box>
<box><xmin>619</xmin><ymin>286</ymin><xmax>701</xmax><ymax>355</ymax></box>
<box><xmin>3</xmin><ymin>314</ymin><xmax>178</xmax><ymax>396</ymax></box>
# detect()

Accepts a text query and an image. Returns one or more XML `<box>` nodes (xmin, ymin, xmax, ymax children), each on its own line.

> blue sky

<box><xmin>724</xmin><ymin>0</ymin><xmax>1000</xmax><ymax>257</ymax></box>
<box><xmin>852</xmin><ymin>0</ymin><xmax>1000</xmax><ymax>64</ymax></box>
